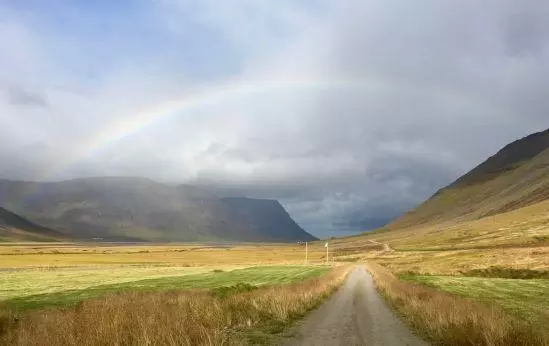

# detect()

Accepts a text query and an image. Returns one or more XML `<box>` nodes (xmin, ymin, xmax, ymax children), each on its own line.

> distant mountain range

<box><xmin>389</xmin><ymin>128</ymin><xmax>549</xmax><ymax>229</ymax></box>
<box><xmin>0</xmin><ymin>177</ymin><xmax>316</xmax><ymax>242</ymax></box>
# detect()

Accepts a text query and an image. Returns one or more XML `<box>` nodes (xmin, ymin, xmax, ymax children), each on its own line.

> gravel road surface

<box><xmin>284</xmin><ymin>266</ymin><xmax>428</xmax><ymax>346</ymax></box>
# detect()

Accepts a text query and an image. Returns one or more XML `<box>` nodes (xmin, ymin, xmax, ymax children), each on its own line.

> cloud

<box><xmin>6</xmin><ymin>85</ymin><xmax>48</xmax><ymax>107</ymax></box>
<box><xmin>1</xmin><ymin>1</ymin><xmax>549</xmax><ymax>237</ymax></box>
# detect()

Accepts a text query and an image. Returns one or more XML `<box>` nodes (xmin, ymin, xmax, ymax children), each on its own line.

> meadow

<box><xmin>0</xmin><ymin>242</ymin><xmax>329</xmax><ymax>267</ymax></box>
<box><xmin>2</xmin><ymin>266</ymin><xmax>329</xmax><ymax>311</ymax></box>
<box><xmin>0</xmin><ymin>242</ymin><xmax>345</xmax><ymax>344</ymax></box>
<box><xmin>1</xmin><ymin>265</ymin><xmax>349</xmax><ymax>345</ymax></box>
<box><xmin>1</xmin><ymin>266</ymin><xmax>213</xmax><ymax>300</ymax></box>
<box><xmin>0</xmin><ymin>242</ymin><xmax>332</xmax><ymax>306</ymax></box>
<box><xmin>402</xmin><ymin>275</ymin><xmax>549</xmax><ymax>324</ymax></box>
<box><xmin>3</xmin><ymin>200</ymin><xmax>549</xmax><ymax>346</ymax></box>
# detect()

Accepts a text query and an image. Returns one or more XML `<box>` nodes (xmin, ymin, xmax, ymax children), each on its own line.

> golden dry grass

<box><xmin>365</xmin><ymin>262</ymin><xmax>549</xmax><ymax>346</ymax></box>
<box><xmin>402</xmin><ymin>275</ymin><xmax>549</xmax><ymax>326</ymax></box>
<box><xmin>361</xmin><ymin>246</ymin><xmax>549</xmax><ymax>275</ymax></box>
<box><xmin>0</xmin><ymin>265</ymin><xmax>350</xmax><ymax>346</ymax></box>
<box><xmin>0</xmin><ymin>243</ymin><xmax>330</xmax><ymax>268</ymax></box>
<box><xmin>353</xmin><ymin>199</ymin><xmax>549</xmax><ymax>251</ymax></box>
<box><xmin>325</xmin><ymin>199</ymin><xmax>549</xmax><ymax>278</ymax></box>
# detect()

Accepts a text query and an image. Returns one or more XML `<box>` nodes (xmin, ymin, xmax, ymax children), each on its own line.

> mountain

<box><xmin>222</xmin><ymin>197</ymin><xmax>316</xmax><ymax>242</ymax></box>
<box><xmin>389</xmin><ymin>128</ymin><xmax>549</xmax><ymax>229</ymax></box>
<box><xmin>0</xmin><ymin>206</ymin><xmax>63</xmax><ymax>241</ymax></box>
<box><xmin>0</xmin><ymin>177</ymin><xmax>316</xmax><ymax>242</ymax></box>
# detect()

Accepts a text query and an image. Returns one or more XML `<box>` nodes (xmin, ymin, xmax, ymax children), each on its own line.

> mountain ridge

<box><xmin>450</xmin><ymin>128</ymin><xmax>549</xmax><ymax>189</ymax></box>
<box><xmin>0</xmin><ymin>206</ymin><xmax>64</xmax><ymax>241</ymax></box>
<box><xmin>389</xmin><ymin>128</ymin><xmax>549</xmax><ymax>229</ymax></box>
<box><xmin>0</xmin><ymin>177</ymin><xmax>316</xmax><ymax>242</ymax></box>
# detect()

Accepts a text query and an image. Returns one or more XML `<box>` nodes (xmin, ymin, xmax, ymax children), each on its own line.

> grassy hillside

<box><xmin>390</xmin><ymin>129</ymin><xmax>549</xmax><ymax>229</ymax></box>
<box><xmin>0</xmin><ymin>207</ymin><xmax>63</xmax><ymax>242</ymax></box>
<box><xmin>0</xmin><ymin>177</ymin><xmax>316</xmax><ymax>242</ymax></box>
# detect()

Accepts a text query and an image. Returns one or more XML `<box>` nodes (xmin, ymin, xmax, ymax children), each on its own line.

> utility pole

<box><xmin>305</xmin><ymin>241</ymin><xmax>308</xmax><ymax>265</ymax></box>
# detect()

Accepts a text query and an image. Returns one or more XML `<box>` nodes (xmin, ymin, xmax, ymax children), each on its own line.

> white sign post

<box><xmin>305</xmin><ymin>241</ymin><xmax>308</xmax><ymax>265</ymax></box>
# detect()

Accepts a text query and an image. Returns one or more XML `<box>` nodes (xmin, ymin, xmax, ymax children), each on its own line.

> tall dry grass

<box><xmin>365</xmin><ymin>262</ymin><xmax>549</xmax><ymax>346</ymax></box>
<box><xmin>1</xmin><ymin>266</ymin><xmax>349</xmax><ymax>346</ymax></box>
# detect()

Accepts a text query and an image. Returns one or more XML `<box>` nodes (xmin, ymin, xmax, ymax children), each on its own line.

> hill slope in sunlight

<box><xmin>389</xmin><ymin>128</ymin><xmax>549</xmax><ymax>229</ymax></box>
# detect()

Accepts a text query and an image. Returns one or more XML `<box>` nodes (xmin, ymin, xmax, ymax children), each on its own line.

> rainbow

<box><xmin>45</xmin><ymin>76</ymin><xmax>382</xmax><ymax>180</ymax></box>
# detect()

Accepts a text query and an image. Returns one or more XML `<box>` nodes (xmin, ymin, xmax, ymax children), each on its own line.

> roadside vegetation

<box><xmin>401</xmin><ymin>274</ymin><xmax>549</xmax><ymax>326</ymax></box>
<box><xmin>365</xmin><ymin>262</ymin><xmax>549</xmax><ymax>346</ymax></box>
<box><xmin>0</xmin><ymin>265</ymin><xmax>349</xmax><ymax>345</ymax></box>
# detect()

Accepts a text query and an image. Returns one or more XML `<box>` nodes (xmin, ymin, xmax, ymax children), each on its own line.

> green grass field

<box><xmin>402</xmin><ymin>275</ymin><xmax>549</xmax><ymax>324</ymax></box>
<box><xmin>2</xmin><ymin>265</ymin><xmax>329</xmax><ymax>311</ymax></box>
<box><xmin>0</xmin><ymin>265</ymin><xmax>216</xmax><ymax>300</ymax></box>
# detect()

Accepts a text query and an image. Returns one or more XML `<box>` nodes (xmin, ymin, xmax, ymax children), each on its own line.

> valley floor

<box><xmin>2</xmin><ymin>214</ymin><xmax>549</xmax><ymax>346</ymax></box>
<box><xmin>1</xmin><ymin>242</ymin><xmax>348</xmax><ymax>345</ymax></box>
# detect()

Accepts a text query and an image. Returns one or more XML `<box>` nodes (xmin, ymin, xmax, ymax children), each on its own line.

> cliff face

<box><xmin>221</xmin><ymin>197</ymin><xmax>317</xmax><ymax>242</ymax></box>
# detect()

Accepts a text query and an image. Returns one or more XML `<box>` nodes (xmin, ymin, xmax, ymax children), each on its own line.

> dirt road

<box><xmin>368</xmin><ymin>239</ymin><xmax>393</xmax><ymax>252</ymax></box>
<box><xmin>284</xmin><ymin>266</ymin><xmax>427</xmax><ymax>346</ymax></box>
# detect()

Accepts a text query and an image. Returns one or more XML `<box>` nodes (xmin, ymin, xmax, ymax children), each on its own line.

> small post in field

<box><xmin>305</xmin><ymin>241</ymin><xmax>308</xmax><ymax>265</ymax></box>
<box><xmin>325</xmin><ymin>242</ymin><xmax>329</xmax><ymax>265</ymax></box>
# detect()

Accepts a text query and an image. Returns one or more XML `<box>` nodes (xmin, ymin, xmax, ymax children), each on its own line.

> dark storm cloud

<box><xmin>1</xmin><ymin>1</ymin><xmax>549</xmax><ymax>237</ymax></box>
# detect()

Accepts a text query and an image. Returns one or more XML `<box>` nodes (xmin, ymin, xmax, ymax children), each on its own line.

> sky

<box><xmin>1</xmin><ymin>0</ymin><xmax>549</xmax><ymax>238</ymax></box>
